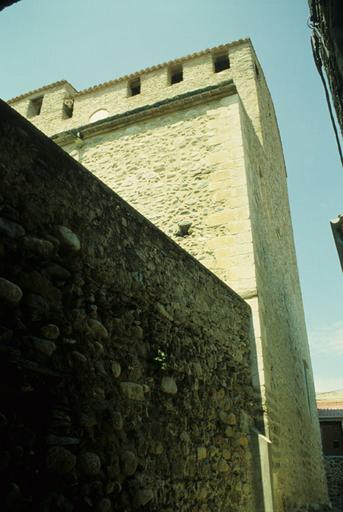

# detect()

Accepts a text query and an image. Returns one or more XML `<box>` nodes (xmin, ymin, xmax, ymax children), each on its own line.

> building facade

<box><xmin>8</xmin><ymin>38</ymin><xmax>329</xmax><ymax>511</ymax></box>
<box><xmin>317</xmin><ymin>390</ymin><xmax>343</xmax><ymax>510</ymax></box>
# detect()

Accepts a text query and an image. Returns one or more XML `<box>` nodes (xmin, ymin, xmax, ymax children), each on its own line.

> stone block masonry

<box><xmin>0</xmin><ymin>99</ymin><xmax>260</xmax><ymax>511</ymax></box>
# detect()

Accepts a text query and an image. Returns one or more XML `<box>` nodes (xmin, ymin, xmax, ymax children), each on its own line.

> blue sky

<box><xmin>1</xmin><ymin>0</ymin><xmax>342</xmax><ymax>392</ymax></box>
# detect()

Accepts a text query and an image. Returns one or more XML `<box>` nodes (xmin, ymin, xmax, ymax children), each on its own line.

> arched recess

<box><xmin>89</xmin><ymin>109</ymin><xmax>109</xmax><ymax>123</ymax></box>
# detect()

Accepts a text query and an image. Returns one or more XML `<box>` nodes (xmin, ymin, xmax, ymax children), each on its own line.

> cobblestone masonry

<box><xmin>0</xmin><ymin>99</ymin><xmax>259</xmax><ymax>511</ymax></box>
<box><xmin>324</xmin><ymin>457</ymin><xmax>343</xmax><ymax>510</ymax></box>
<box><xmin>8</xmin><ymin>38</ymin><xmax>330</xmax><ymax>511</ymax></box>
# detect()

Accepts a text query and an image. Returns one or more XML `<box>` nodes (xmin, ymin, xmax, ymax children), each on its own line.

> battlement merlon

<box><xmin>7</xmin><ymin>38</ymin><xmax>272</xmax><ymax>143</ymax></box>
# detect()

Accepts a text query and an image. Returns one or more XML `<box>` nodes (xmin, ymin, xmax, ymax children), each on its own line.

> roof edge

<box><xmin>7</xmin><ymin>37</ymin><xmax>251</xmax><ymax>104</ymax></box>
<box><xmin>76</xmin><ymin>37</ymin><xmax>251</xmax><ymax>97</ymax></box>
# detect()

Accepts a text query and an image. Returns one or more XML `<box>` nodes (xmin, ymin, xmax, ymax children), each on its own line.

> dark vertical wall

<box><xmin>0</xmin><ymin>101</ymin><xmax>257</xmax><ymax>511</ymax></box>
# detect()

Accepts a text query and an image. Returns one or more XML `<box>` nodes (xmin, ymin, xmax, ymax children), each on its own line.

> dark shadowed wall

<box><xmin>0</xmin><ymin>101</ymin><xmax>258</xmax><ymax>512</ymax></box>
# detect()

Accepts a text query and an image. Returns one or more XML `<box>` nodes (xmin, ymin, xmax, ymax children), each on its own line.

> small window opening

<box><xmin>333</xmin><ymin>440</ymin><xmax>340</xmax><ymax>448</ymax></box>
<box><xmin>169</xmin><ymin>64</ymin><xmax>183</xmax><ymax>85</ymax></box>
<box><xmin>28</xmin><ymin>96</ymin><xmax>43</xmax><ymax>117</ymax></box>
<box><xmin>255</xmin><ymin>63</ymin><xmax>260</xmax><ymax>78</ymax></box>
<box><xmin>128</xmin><ymin>77</ymin><xmax>141</xmax><ymax>97</ymax></box>
<box><xmin>62</xmin><ymin>98</ymin><xmax>74</xmax><ymax>119</ymax></box>
<box><xmin>213</xmin><ymin>53</ymin><xmax>230</xmax><ymax>73</ymax></box>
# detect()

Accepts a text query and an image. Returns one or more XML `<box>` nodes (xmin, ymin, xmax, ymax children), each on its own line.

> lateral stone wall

<box><xmin>0</xmin><ymin>100</ymin><xmax>259</xmax><ymax>511</ymax></box>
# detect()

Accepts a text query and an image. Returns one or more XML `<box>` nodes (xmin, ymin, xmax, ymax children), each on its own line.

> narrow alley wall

<box><xmin>0</xmin><ymin>100</ymin><xmax>258</xmax><ymax>512</ymax></box>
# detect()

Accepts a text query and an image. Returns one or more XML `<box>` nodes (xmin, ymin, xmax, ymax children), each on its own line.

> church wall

<box><xmin>5</xmin><ymin>38</ymin><xmax>331</xmax><ymax>511</ymax></box>
<box><xmin>63</xmin><ymin>93</ymin><xmax>257</xmax><ymax>300</ymax></box>
<box><xmin>8</xmin><ymin>40</ymin><xmax>266</xmax><ymax>144</ymax></box>
<box><xmin>9</xmin><ymin>47</ymin><xmax>238</xmax><ymax>137</ymax></box>
<box><xmin>10</xmin><ymin>82</ymin><xmax>76</xmax><ymax>136</ymax></box>
<box><xmin>239</xmin><ymin>72</ymin><xmax>328</xmax><ymax>509</ymax></box>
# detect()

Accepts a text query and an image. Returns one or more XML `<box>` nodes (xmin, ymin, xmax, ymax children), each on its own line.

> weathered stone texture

<box><xmin>324</xmin><ymin>457</ymin><xmax>343</xmax><ymax>511</ymax></box>
<box><xmin>7</xmin><ymin>39</ymin><xmax>330</xmax><ymax>511</ymax></box>
<box><xmin>0</xmin><ymin>100</ymin><xmax>257</xmax><ymax>511</ymax></box>
<box><xmin>64</xmin><ymin>93</ymin><xmax>254</xmax><ymax>299</ymax></box>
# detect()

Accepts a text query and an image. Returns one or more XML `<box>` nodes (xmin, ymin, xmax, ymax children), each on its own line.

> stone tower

<box><xmin>8</xmin><ymin>38</ymin><xmax>328</xmax><ymax>511</ymax></box>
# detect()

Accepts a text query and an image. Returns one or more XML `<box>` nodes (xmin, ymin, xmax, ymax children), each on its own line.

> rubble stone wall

<box><xmin>324</xmin><ymin>457</ymin><xmax>343</xmax><ymax>511</ymax></box>
<box><xmin>0</xmin><ymin>100</ymin><xmax>258</xmax><ymax>511</ymax></box>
